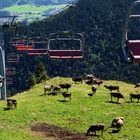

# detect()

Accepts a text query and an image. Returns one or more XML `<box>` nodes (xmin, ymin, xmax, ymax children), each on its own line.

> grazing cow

<box><xmin>86</xmin><ymin>74</ymin><xmax>96</xmax><ymax>80</ymax></box>
<box><xmin>72</xmin><ymin>77</ymin><xmax>83</xmax><ymax>84</ymax></box>
<box><xmin>134</xmin><ymin>83</ymin><xmax>140</xmax><ymax>88</ymax></box>
<box><xmin>92</xmin><ymin>86</ymin><xmax>97</xmax><ymax>93</ymax></box>
<box><xmin>7</xmin><ymin>99</ymin><xmax>17</xmax><ymax>109</ymax></box>
<box><xmin>104</xmin><ymin>85</ymin><xmax>119</xmax><ymax>92</ymax></box>
<box><xmin>86</xmin><ymin>79</ymin><xmax>94</xmax><ymax>85</ymax></box>
<box><xmin>44</xmin><ymin>85</ymin><xmax>52</xmax><ymax>94</ymax></box>
<box><xmin>62</xmin><ymin>92</ymin><xmax>71</xmax><ymax>101</ymax></box>
<box><xmin>59</xmin><ymin>83</ymin><xmax>71</xmax><ymax>91</ymax></box>
<box><xmin>110</xmin><ymin>92</ymin><xmax>124</xmax><ymax>103</ymax></box>
<box><xmin>93</xmin><ymin>79</ymin><xmax>103</xmax><ymax>86</ymax></box>
<box><xmin>111</xmin><ymin>117</ymin><xmax>124</xmax><ymax>130</ymax></box>
<box><xmin>86</xmin><ymin>123</ymin><xmax>105</xmax><ymax>136</ymax></box>
<box><xmin>130</xmin><ymin>93</ymin><xmax>140</xmax><ymax>102</ymax></box>
<box><xmin>51</xmin><ymin>85</ymin><xmax>61</xmax><ymax>92</ymax></box>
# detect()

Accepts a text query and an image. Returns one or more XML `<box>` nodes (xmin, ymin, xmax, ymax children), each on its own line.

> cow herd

<box><xmin>43</xmin><ymin>75</ymin><xmax>140</xmax><ymax>104</ymax></box>
<box><xmin>104</xmin><ymin>84</ymin><xmax>140</xmax><ymax>103</ymax></box>
<box><xmin>42</xmin><ymin>75</ymin><xmax>140</xmax><ymax>136</ymax></box>
<box><xmin>6</xmin><ymin>74</ymin><xmax>140</xmax><ymax>137</ymax></box>
<box><xmin>43</xmin><ymin>74</ymin><xmax>104</xmax><ymax>100</ymax></box>
<box><xmin>86</xmin><ymin>117</ymin><xmax>124</xmax><ymax>136</ymax></box>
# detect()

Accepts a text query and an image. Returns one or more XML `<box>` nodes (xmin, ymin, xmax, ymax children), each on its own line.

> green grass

<box><xmin>0</xmin><ymin>77</ymin><xmax>140</xmax><ymax>140</ymax></box>
<box><xmin>1</xmin><ymin>4</ymin><xmax>67</xmax><ymax>22</ymax></box>
<box><xmin>3</xmin><ymin>4</ymin><xmax>67</xmax><ymax>13</ymax></box>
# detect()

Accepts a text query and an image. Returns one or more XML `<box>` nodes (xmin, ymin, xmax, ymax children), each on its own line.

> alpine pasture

<box><xmin>0</xmin><ymin>77</ymin><xmax>140</xmax><ymax>140</ymax></box>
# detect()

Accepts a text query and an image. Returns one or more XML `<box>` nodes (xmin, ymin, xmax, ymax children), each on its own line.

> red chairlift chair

<box><xmin>122</xmin><ymin>0</ymin><xmax>140</xmax><ymax>63</ymax></box>
<box><xmin>48</xmin><ymin>31</ymin><xmax>84</xmax><ymax>59</ymax></box>
<box><xmin>125</xmin><ymin>40</ymin><xmax>140</xmax><ymax>63</ymax></box>
<box><xmin>27</xmin><ymin>36</ymin><xmax>48</xmax><ymax>55</ymax></box>
<box><xmin>7</xmin><ymin>53</ymin><xmax>19</xmax><ymax>63</ymax></box>
<box><xmin>6</xmin><ymin>77</ymin><xmax>13</xmax><ymax>86</ymax></box>
<box><xmin>27</xmin><ymin>49</ymin><xmax>48</xmax><ymax>55</ymax></box>
<box><xmin>11</xmin><ymin>36</ymin><xmax>33</xmax><ymax>51</ymax></box>
<box><xmin>6</xmin><ymin>67</ymin><xmax>16</xmax><ymax>76</ymax></box>
<box><xmin>13</xmin><ymin>36</ymin><xmax>48</xmax><ymax>55</ymax></box>
<box><xmin>16</xmin><ymin>45</ymin><xmax>33</xmax><ymax>51</ymax></box>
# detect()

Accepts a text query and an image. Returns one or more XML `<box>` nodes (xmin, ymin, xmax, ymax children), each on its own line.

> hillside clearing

<box><xmin>3</xmin><ymin>4</ymin><xmax>67</xmax><ymax>13</ymax></box>
<box><xmin>2</xmin><ymin>4</ymin><xmax>67</xmax><ymax>22</ymax></box>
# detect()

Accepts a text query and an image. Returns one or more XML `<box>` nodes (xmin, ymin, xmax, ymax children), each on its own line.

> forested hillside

<box><xmin>4</xmin><ymin>0</ymin><xmax>140</xmax><ymax>94</ymax></box>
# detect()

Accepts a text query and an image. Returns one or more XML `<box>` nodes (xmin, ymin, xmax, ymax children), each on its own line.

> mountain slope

<box><xmin>0</xmin><ymin>77</ymin><xmax>139</xmax><ymax>139</ymax></box>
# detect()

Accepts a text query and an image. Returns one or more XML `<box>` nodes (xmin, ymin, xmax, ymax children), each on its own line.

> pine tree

<box><xmin>27</xmin><ymin>73</ymin><xmax>37</xmax><ymax>88</ymax></box>
<box><xmin>35</xmin><ymin>61</ymin><xmax>48</xmax><ymax>83</ymax></box>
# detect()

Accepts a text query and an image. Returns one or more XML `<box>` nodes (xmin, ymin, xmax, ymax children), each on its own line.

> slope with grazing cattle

<box><xmin>0</xmin><ymin>77</ymin><xmax>140</xmax><ymax>139</ymax></box>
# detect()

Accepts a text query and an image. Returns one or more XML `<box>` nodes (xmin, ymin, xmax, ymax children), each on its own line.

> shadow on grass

<box><xmin>39</xmin><ymin>92</ymin><xmax>58</xmax><ymax>96</ymax></box>
<box><xmin>125</xmin><ymin>101</ymin><xmax>131</xmax><ymax>103</ymax></box>
<box><xmin>126</xmin><ymin>101</ymin><xmax>140</xmax><ymax>104</ymax></box>
<box><xmin>105</xmin><ymin>101</ymin><xmax>121</xmax><ymax>104</ymax></box>
<box><xmin>57</xmin><ymin>99</ymin><xmax>69</xmax><ymax>102</ymax></box>
<box><xmin>3</xmin><ymin>108</ymin><xmax>15</xmax><ymax>111</ymax></box>
<box><xmin>108</xmin><ymin>129</ymin><xmax>120</xmax><ymax>134</ymax></box>
<box><xmin>87</xmin><ymin>92</ymin><xmax>95</xmax><ymax>97</ymax></box>
<box><xmin>39</xmin><ymin>93</ymin><xmax>48</xmax><ymax>96</ymax></box>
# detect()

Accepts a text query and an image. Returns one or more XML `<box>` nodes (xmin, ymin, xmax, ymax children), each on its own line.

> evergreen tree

<box><xmin>27</xmin><ymin>73</ymin><xmax>37</xmax><ymax>88</ymax></box>
<box><xmin>35</xmin><ymin>61</ymin><xmax>48</xmax><ymax>83</ymax></box>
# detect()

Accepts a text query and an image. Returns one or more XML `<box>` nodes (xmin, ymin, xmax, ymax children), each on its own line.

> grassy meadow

<box><xmin>3</xmin><ymin>4</ymin><xmax>67</xmax><ymax>13</ymax></box>
<box><xmin>0</xmin><ymin>77</ymin><xmax>140</xmax><ymax>140</ymax></box>
<box><xmin>2</xmin><ymin>4</ymin><xmax>67</xmax><ymax>22</ymax></box>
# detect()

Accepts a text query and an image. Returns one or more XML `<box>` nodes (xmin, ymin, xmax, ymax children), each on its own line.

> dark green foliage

<box><xmin>27</xmin><ymin>73</ymin><xmax>37</xmax><ymax>88</ymax></box>
<box><xmin>35</xmin><ymin>61</ymin><xmax>48</xmax><ymax>83</ymax></box>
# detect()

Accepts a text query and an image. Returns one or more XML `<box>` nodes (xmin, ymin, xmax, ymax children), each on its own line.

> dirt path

<box><xmin>31</xmin><ymin>123</ymin><xmax>88</xmax><ymax>140</ymax></box>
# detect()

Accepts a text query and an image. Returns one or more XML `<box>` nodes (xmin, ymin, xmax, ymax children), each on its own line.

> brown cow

<box><xmin>86</xmin><ymin>123</ymin><xmax>105</xmax><ymax>136</ymax></box>
<box><xmin>72</xmin><ymin>77</ymin><xmax>83</xmax><ymax>84</ymax></box>
<box><xmin>111</xmin><ymin>117</ymin><xmax>124</xmax><ymax>130</ymax></box>
<box><xmin>51</xmin><ymin>85</ymin><xmax>61</xmax><ymax>92</ymax></box>
<box><xmin>44</xmin><ymin>85</ymin><xmax>52</xmax><ymax>94</ymax></box>
<box><xmin>7</xmin><ymin>99</ymin><xmax>17</xmax><ymax>109</ymax></box>
<box><xmin>59</xmin><ymin>83</ymin><xmax>71</xmax><ymax>91</ymax></box>
<box><xmin>104</xmin><ymin>85</ymin><xmax>119</xmax><ymax>92</ymax></box>
<box><xmin>130</xmin><ymin>93</ymin><xmax>140</xmax><ymax>102</ymax></box>
<box><xmin>92</xmin><ymin>86</ymin><xmax>97</xmax><ymax>93</ymax></box>
<box><xmin>134</xmin><ymin>83</ymin><xmax>140</xmax><ymax>88</ymax></box>
<box><xmin>110</xmin><ymin>92</ymin><xmax>124</xmax><ymax>103</ymax></box>
<box><xmin>62</xmin><ymin>92</ymin><xmax>71</xmax><ymax>101</ymax></box>
<box><xmin>93</xmin><ymin>79</ymin><xmax>103</xmax><ymax>86</ymax></box>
